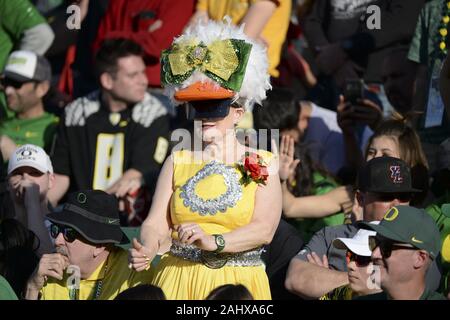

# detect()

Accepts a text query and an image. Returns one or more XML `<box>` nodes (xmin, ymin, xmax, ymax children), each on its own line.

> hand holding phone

<box><xmin>343</xmin><ymin>79</ymin><xmax>364</xmax><ymax>105</ymax></box>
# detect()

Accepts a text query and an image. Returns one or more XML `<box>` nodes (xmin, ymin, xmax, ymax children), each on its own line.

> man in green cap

<box><xmin>360</xmin><ymin>205</ymin><xmax>446</xmax><ymax>300</ymax></box>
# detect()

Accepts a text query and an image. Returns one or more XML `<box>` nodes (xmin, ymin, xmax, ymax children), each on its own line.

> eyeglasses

<box><xmin>50</xmin><ymin>224</ymin><xmax>79</xmax><ymax>243</ymax></box>
<box><xmin>346</xmin><ymin>251</ymin><xmax>372</xmax><ymax>267</ymax></box>
<box><xmin>0</xmin><ymin>77</ymin><xmax>27</xmax><ymax>89</ymax></box>
<box><xmin>368</xmin><ymin>236</ymin><xmax>416</xmax><ymax>258</ymax></box>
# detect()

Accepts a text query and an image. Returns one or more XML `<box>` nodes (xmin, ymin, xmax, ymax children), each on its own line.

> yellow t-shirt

<box><xmin>197</xmin><ymin>0</ymin><xmax>291</xmax><ymax>78</ymax></box>
<box><xmin>39</xmin><ymin>248</ymin><xmax>153</xmax><ymax>300</ymax></box>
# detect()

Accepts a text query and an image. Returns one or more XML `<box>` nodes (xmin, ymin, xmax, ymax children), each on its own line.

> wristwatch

<box><xmin>213</xmin><ymin>234</ymin><xmax>225</xmax><ymax>253</ymax></box>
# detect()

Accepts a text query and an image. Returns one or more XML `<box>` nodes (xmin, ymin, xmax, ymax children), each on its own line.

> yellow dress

<box><xmin>151</xmin><ymin>150</ymin><xmax>272</xmax><ymax>300</ymax></box>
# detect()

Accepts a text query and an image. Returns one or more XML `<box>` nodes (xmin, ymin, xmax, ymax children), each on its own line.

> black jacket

<box><xmin>303</xmin><ymin>0</ymin><xmax>425</xmax><ymax>82</ymax></box>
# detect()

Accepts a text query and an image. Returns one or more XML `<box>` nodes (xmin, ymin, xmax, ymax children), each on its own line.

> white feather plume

<box><xmin>163</xmin><ymin>17</ymin><xmax>271</xmax><ymax>109</ymax></box>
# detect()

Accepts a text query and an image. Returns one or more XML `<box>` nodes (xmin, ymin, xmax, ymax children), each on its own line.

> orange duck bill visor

<box><xmin>174</xmin><ymin>81</ymin><xmax>235</xmax><ymax>102</ymax></box>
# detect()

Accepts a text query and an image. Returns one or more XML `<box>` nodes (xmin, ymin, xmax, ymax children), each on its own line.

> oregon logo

<box><xmin>21</xmin><ymin>150</ymin><xmax>33</xmax><ymax>157</ymax></box>
<box><xmin>77</xmin><ymin>192</ymin><xmax>87</xmax><ymax>204</ymax></box>
<box><xmin>384</xmin><ymin>207</ymin><xmax>399</xmax><ymax>221</ymax></box>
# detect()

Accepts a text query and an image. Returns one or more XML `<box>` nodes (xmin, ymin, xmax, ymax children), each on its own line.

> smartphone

<box><xmin>343</xmin><ymin>79</ymin><xmax>364</xmax><ymax>104</ymax></box>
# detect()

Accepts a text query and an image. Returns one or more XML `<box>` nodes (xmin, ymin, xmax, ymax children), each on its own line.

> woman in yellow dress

<box><xmin>129</xmin><ymin>19</ymin><xmax>282</xmax><ymax>300</ymax></box>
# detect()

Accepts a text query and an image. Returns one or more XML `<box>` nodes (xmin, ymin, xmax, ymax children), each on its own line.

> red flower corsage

<box><xmin>236</xmin><ymin>152</ymin><xmax>269</xmax><ymax>186</ymax></box>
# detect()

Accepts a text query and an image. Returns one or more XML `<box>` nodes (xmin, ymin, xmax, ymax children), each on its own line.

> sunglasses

<box><xmin>50</xmin><ymin>224</ymin><xmax>80</xmax><ymax>243</ymax></box>
<box><xmin>368</xmin><ymin>236</ymin><xmax>416</xmax><ymax>258</ymax></box>
<box><xmin>0</xmin><ymin>77</ymin><xmax>28</xmax><ymax>89</ymax></box>
<box><xmin>346</xmin><ymin>251</ymin><xmax>372</xmax><ymax>267</ymax></box>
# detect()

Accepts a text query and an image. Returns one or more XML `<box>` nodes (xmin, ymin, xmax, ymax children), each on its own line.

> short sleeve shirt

<box><xmin>295</xmin><ymin>224</ymin><xmax>357</xmax><ymax>271</ymax></box>
<box><xmin>51</xmin><ymin>91</ymin><xmax>170</xmax><ymax>192</ymax></box>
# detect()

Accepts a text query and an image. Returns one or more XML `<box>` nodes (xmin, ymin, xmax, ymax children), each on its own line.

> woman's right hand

<box><xmin>328</xmin><ymin>185</ymin><xmax>354</xmax><ymax>214</ymax></box>
<box><xmin>128</xmin><ymin>238</ymin><xmax>153</xmax><ymax>272</ymax></box>
<box><xmin>278</xmin><ymin>135</ymin><xmax>300</xmax><ymax>182</ymax></box>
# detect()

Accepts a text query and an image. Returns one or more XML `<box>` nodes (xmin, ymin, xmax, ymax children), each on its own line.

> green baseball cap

<box><xmin>360</xmin><ymin>205</ymin><xmax>441</xmax><ymax>259</ymax></box>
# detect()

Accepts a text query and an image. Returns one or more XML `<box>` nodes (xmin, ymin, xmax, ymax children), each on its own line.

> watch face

<box><xmin>216</xmin><ymin>235</ymin><xmax>225</xmax><ymax>247</ymax></box>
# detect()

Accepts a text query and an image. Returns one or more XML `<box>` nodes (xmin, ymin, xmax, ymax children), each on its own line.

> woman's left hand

<box><xmin>175</xmin><ymin>223</ymin><xmax>216</xmax><ymax>251</ymax></box>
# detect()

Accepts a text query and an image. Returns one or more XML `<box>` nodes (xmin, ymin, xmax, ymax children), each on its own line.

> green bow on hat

<box><xmin>161</xmin><ymin>39</ymin><xmax>252</xmax><ymax>92</ymax></box>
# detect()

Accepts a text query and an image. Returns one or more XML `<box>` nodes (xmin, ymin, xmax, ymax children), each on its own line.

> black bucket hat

<box><xmin>47</xmin><ymin>190</ymin><xmax>129</xmax><ymax>245</ymax></box>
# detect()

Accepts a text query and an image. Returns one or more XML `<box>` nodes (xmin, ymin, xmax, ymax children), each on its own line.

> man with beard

<box><xmin>25</xmin><ymin>190</ymin><xmax>153</xmax><ymax>300</ymax></box>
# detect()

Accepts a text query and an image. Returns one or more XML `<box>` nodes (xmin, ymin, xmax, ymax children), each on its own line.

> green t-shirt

<box><xmin>0</xmin><ymin>275</ymin><xmax>18</xmax><ymax>300</ymax></box>
<box><xmin>0</xmin><ymin>112</ymin><xmax>58</xmax><ymax>179</ymax></box>
<box><xmin>288</xmin><ymin>172</ymin><xmax>346</xmax><ymax>242</ymax></box>
<box><xmin>0</xmin><ymin>0</ymin><xmax>47</xmax><ymax>119</ymax></box>
<box><xmin>0</xmin><ymin>112</ymin><xmax>58</xmax><ymax>150</ymax></box>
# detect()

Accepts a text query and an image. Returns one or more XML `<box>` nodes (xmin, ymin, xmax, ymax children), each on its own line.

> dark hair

<box><xmin>365</xmin><ymin>118</ymin><xmax>429</xmax><ymax>206</ymax></box>
<box><xmin>0</xmin><ymin>219</ymin><xmax>39</xmax><ymax>297</ymax></box>
<box><xmin>114</xmin><ymin>284</ymin><xmax>166</xmax><ymax>300</ymax></box>
<box><xmin>289</xmin><ymin>143</ymin><xmax>335</xmax><ymax>197</ymax></box>
<box><xmin>206</xmin><ymin>284</ymin><xmax>254</xmax><ymax>300</ymax></box>
<box><xmin>253</xmin><ymin>87</ymin><xmax>300</xmax><ymax>131</ymax></box>
<box><xmin>95</xmin><ymin>38</ymin><xmax>144</xmax><ymax>79</ymax></box>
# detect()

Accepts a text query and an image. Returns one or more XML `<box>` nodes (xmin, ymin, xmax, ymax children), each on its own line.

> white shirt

<box><xmin>304</xmin><ymin>103</ymin><xmax>346</xmax><ymax>175</ymax></box>
<box><xmin>304</xmin><ymin>103</ymin><xmax>373</xmax><ymax>175</ymax></box>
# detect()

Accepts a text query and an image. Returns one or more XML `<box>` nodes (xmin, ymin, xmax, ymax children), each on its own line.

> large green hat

<box><xmin>360</xmin><ymin>205</ymin><xmax>441</xmax><ymax>259</ymax></box>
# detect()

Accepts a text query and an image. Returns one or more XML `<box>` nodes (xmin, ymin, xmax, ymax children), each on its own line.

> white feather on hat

<box><xmin>162</xmin><ymin>17</ymin><xmax>271</xmax><ymax>110</ymax></box>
